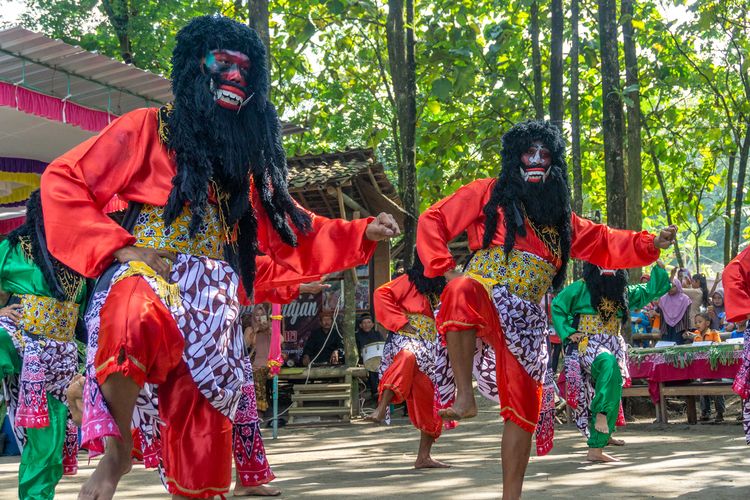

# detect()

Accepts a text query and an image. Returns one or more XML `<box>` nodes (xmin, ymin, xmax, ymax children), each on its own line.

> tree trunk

<box><xmin>731</xmin><ymin>124</ymin><xmax>750</xmax><ymax>258</ymax></box>
<box><xmin>644</xmin><ymin>123</ymin><xmax>684</xmax><ymax>267</ymax></box>
<box><xmin>342</xmin><ymin>271</ymin><xmax>359</xmax><ymax>416</ymax></box>
<box><xmin>248</xmin><ymin>0</ymin><xmax>271</xmax><ymax>59</ymax></box>
<box><xmin>101</xmin><ymin>0</ymin><xmax>133</xmax><ymax>64</ymax></box>
<box><xmin>530</xmin><ymin>1</ymin><xmax>544</xmax><ymax>120</ymax></box>
<box><xmin>598</xmin><ymin>0</ymin><xmax>627</xmax><ymax>229</ymax></box>
<box><xmin>724</xmin><ymin>152</ymin><xmax>736</xmax><ymax>265</ymax></box>
<box><xmin>549</xmin><ymin>0</ymin><xmax>564</xmax><ymax>130</ymax></box>
<box><xmin>570</xmin><ymin>0</ymin><xmax>583</xmax><ymax>280</ymax></box>
<box><xmin>622</xmin><ymin>0</ymin><xmax>642</xmax><ymax>234</ymax></box>
<box><xmin>387</xmin><ymin>0</ymin><xmax>418</xmax><ymax>268</ymax></box>
<box><xmin>622</xmin><ymin>0</ymin><xmax>642</xmax><ymax>282</ymax></box>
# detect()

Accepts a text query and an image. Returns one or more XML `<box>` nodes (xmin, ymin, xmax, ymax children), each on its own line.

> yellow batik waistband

<box><xmin>465</xmin><ymin>247</ymin><xmax>556</xmax><ymax>303</ymax></box>
<box><xmin>397</xmin><ymin>313</ymin><xmax>437</xmax><ymax>341</ymax></box>
<box><xmin>17</xmin><ymin>294</ymin><xmax>78</xmax><ymax>342</ymax></box>
<box><xmin>132</xmin><ymin>204</ymin><xmax>225</xmax><ymax>260</ymax></box>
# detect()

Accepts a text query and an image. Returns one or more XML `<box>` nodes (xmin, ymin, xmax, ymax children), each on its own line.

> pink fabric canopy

<box><xmin>1</xmin><ymin>81</ymin><xmax>113</xmax><ymax>133</ymax></box>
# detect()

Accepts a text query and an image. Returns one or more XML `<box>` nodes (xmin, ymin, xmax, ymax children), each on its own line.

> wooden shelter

<box><xmin>287</xmin><ymin>148</ymin><xmax>405</xmax><ymax>295</ymax></box>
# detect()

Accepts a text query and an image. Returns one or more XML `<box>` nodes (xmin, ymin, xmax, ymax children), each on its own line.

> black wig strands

<box><xmin>164</xmin><ymin>15</ymin><xmax>311</xmax><ymax>294</ymax></box>
<box><xmin>481</xmin><ymin>120</ymin><xmax>572</xmax><ymax>289</ymax></box>
<box><xmin>7</xmin><ymin>190</ymin><xmax>82</xmax><ymax>302</ymax></box>
<box><xmin>582</xmin><ymin>262</ymin><xmax>629</xmax><ymax>324</ymax></box>
<box><xmin>406</xmin><ymin>253</ymin><xmax>447</xmax><ymax>298</ymax></box>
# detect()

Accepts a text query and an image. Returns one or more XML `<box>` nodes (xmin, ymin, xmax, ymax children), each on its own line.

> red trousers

<box><xmin>95</xmin><ymin>277</ymin><xmax>233</xmax><ymax>498</ymax></box>
<box><xmin>436</xmin><ymin>276</ymin><xmax>542</xmax><ymax>433</ymax></box>
<box><xmin>379</xmin><ymin>350</ymin><xmax>442</xmax><ymax>439</ymax></box>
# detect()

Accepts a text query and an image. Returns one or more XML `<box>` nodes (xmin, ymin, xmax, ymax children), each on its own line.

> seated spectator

<box><xmin>631</xmin><ymin>308</ymin><xmax>651</xmax><ymax>334</ymax></box>
<box><xmin>658</xmin><ymin>278</ymin><xmax>693</xmax><ymax>344</ymax></box>
<box><xmin>691</xmin><ymin>312</ymin><xmax>721</xmax><ymax>343</ymax></box>
<box><xmin>355</xmin><ymin>313</ymin><xmax>384</xmax><ymax>399</ymax></box>
<box><xmin>302</xmin><ymin>312</ymin><xmax>343</xmax><ymax>366</ymax></box>
<box><xmin>708</xmin><ymin>291</ymin><xmax>727</xmax><ymax>330</ymax></box>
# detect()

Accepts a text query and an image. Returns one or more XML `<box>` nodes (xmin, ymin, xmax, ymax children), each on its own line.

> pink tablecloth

<box><xmin>628</xmin><ymin>350</ymin><xmax>742</xmax><ymax>404</ymax></box>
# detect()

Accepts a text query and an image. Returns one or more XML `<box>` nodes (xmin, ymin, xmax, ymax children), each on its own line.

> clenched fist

<box><xmin>654</xmin><ymin>225</ymin><xmax>678</xmax><ymax>250</ymax></box>
<box><xmin>365</xmin><ymin>212</ymin><xmax>401</xmax><ymax>241</ymax></box>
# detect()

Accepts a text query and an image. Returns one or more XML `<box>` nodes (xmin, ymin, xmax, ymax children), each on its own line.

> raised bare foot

<box><xmin>594</xmin><ymin>413</ymin><xmax>609</xmax><ymax>434</ymax></box>
<box><xmin>78</xmin><ymin>447</ymin><xmax>132</xmax><ymax>500</ymax></box>
<box><xmin>233</xmin><ymin>485</ymin><xmax>282</xmax><ymax>497</ymax></box>
<box><xmin>438</xmin><ymin>395</ymin><xmax>477</xmax><ymax>421</ymax></box>
<box><xmin>608</xmin><ymin>437</ymin><xmax>625</xmax><ymax>446</ymax></box>
<box><xmin>414</xmin><ymin>456</ymin><xmax>451</xmax><ymax>469</ymax></box>
<box><xmin>67</xmin><ymin>374</ymin><xmax>85</xmax><ymax>427</ymax></box>
<box><xmin>586</xmin><ymin>448</ymin><xmax>621</xmax><ymax>463</ymax></box>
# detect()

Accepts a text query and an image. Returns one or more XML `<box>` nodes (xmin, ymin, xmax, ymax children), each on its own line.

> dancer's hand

<box><xmin>300</xmin><ymin>281</ymin><xmax>331</xmax><ymax>294</ymax></box>
<box><xmin>568</xmin><ymin>333</ymin><xmax>583</xmax><ymax>343</ymax></box>
<box><xmin>401</xmin><ymin>322</ymin><xmax>419</xmax><ymax>335</ymax></box>
<box><xmin>0</xmin><ymin>304</ymin><xmax>22</xmax><ymax>322</ymax></box>
<box><xmin>654</xmin><ymin>225</ymin><xmax>678</xmax><ymax>249</ymax></box>
<box><xmin>365</xmin><ymin>213</ymin><xmax>401</xmax><ymax>241</ymax></box>
<box><xmin>114</xmin><ymin>246</ymin><xmax>176</xmax><ymax>280</ymax></box>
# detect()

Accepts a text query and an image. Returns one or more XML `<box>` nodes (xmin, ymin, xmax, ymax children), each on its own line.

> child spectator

<box><xmin>691</xmin><ymin>312</ymin><xmax>721</xmax><ymax>343</ymax></box>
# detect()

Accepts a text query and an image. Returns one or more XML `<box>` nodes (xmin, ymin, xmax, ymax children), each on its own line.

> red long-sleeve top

<box><xmin>373</xmin><ymin>274</ymin><xmax>433</xmax><ymax>332</ymax></box>
<box><xmin>723</xmin><ymin>247</ymin><xmax>750</xmax><ymax>323</ymax></box>
<box><xmin>40</xmin><ymin>108</ymin><xmax>377</xmax><ymax>279</ymax></box>
<box><xmin>417</xmin><ymin>178</ymin><xmax>660</xmax><ymax>278</ymax></box>
<box><xmin>239</xmin><ymin>255</ymin><xmax>322</xmax><ymax>305</ymax></box>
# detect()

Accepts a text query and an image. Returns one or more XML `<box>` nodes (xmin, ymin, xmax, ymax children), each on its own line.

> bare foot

<box><xmin>78</xmin><ymin>445</ymin><xmax>132</xmax><ymax>499</ymax></box>
<box><xmin>586</xmin><ymin>448</ymin><xmax>621</xmax><ymax>463</ymax></box>
<box><xmin>67</xmin><ymin>374</ymin><xmax>85</xmax><ymax>427</ymax></box>
<box><xmin>233</xmin><ymin>485</ymin><xmax>282</xmax><ymax>497</ymax></box>
<box><xmin>438</xmin><ymin>395</ymin><xmax>477</xmax><ymax>421</ymax></box>
<box><xmin>364</xmin><ymin>406</ymin><xmax>386</xmax><ymax>424</ymax></box>
<box><xmin>594</xmin><ymin>413</ymin><xmax>609</xmax><ymax>434</ymax></box>
<box><xmin>608</xmin><ymin>437</ymin><xmax>625</xmax><ymax>446</ymax></box>
<box><xmin>414</xmin><ymin>456</ymin><xmax>451</xmax><ymax>469</ymax></box>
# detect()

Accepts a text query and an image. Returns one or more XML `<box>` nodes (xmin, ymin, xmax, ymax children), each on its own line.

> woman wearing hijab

<box><xmin>708</xmin><ymin>291</ymin><xmax>728</xmax><ymax>331</ymax></box>
<box><xmin>658</xmin><ymin>278</ymin><xmax>693</xmax><ymax>344</ymax></box>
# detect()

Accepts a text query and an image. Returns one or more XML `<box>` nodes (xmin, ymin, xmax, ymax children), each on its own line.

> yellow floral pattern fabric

<box><xmin>397</xmin><ymin>313</ymin><xmax>437</xmax><ymax>342</ymax></box>
<box><xmin>133</xmin><ymin>204</ymin><xmax>224</xmax><ymax>260</ymax></box>
<box><xmin>577</xmin><ymin>313</ymin><xmax>621</xmax><ymax>337</ymax></box>
<box><xmin>465</xmin><ymin>247</ymin><xmax>556</xmax><ymax>303</ymax></box>
<box><xmin>17</xmin><ymin>294</ymin><xmax>78</xmax><ymax>342</ymax></box>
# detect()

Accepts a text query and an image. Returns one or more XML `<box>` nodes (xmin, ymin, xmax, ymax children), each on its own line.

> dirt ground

<box><xmin>1</xmin><ymin>396</ymin><xmax>749</xmax><ymax>499</ymax></box>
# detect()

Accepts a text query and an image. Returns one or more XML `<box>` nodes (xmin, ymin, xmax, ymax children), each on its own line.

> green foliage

<box><xmin>15</xmin><ymin>0</ymin><xmax>750</xmax><ymax>266</ymax></box>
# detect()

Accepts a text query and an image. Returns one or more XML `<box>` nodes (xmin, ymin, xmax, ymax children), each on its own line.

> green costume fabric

<box><xmin>587</xmin><ymin>352</ymin><xmax>622</xmax><ymax>448</ymax></box>
<box><xmin>551</xmin><ymin>265</ymin><xmax>671</xmax><ymax>342</ymax></box>
<box><xmin>18</xmin><ymin>396</ymin><xmax>68</xmax><ymax>500</ymax></box>
<box><xmin>0</xmin><ymin>239</ymin><xmax>86</xmax><ymax>499</ymax></box>
<box><xmin>552</xmin><ymin>265</ymin><xmax>670</xmax><ymax>448</ymax></box>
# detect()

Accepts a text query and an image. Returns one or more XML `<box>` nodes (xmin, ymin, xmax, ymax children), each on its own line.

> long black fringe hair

<box><xmin>481</xmin><ymin>120</ymin><xmax>572</xmax><ymax>289</ymax></box>
<box><xmin>164</xmin><ymin>15</ymin><xmax>311</xmax><ymax>294</ymax></box>
<box><xmin>406</xmin><ymin>253</ymin><xmax>447</xmax><ymax>298</ymax></box>
<box><xmin>7</xmin><ymin>190</ymin><xmax>83</xmax><ymax>302</ymax></box>
<box><xmin>582</xmin><ymin>262</ymin><xmax>629</xmax><ymax>325</ymax></box>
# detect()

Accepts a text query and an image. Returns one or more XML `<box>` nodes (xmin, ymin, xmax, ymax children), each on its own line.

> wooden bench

<box><xmin>658</xmin><ymin>381</ymin><xmax>735</xmax><ymax>424</ymax></box>
<box><xmin>278</xmin><ymin>367</ymin><xmax>368</xmax><ymax>425</ymax></box>
<box><xmin>622</xmin><ymin>381</ymin><xmax>735</xmax><ymax>424</ymax></box>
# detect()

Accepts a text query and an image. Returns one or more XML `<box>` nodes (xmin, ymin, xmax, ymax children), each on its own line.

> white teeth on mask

<box><xmin>520</xmin><ymin>167</ymin><xmax>548</xmax><ymax>182</ymax></box>
<box><xmin>214</xmin><ymin>88</ymin><xmax>243</xmax><ymax>106</ymax></box>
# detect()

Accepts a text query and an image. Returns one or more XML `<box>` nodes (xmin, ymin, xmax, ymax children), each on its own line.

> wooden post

<box><xmin>658</xmin><ymin>382</ymin><xmax>668</xmax><ymax>423</ymax></box>
<box><xmin>343</xmin><ymin>269</ymin><xmax>359</xmax><ymax>417</ymax></box>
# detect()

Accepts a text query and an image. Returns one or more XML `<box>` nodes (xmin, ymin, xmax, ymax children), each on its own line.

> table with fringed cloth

<box><xmin>628</xmin><ymin>343</ymin><xmax>743</xmax><ymax>404</ymax></box>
